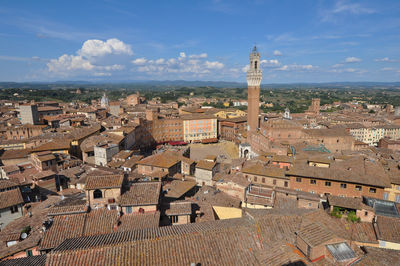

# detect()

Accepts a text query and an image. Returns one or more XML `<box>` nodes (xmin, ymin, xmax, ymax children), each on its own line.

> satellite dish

<box><xmin>20</xmin><ymin>233</ymin><xmax>28</xmax><ymax>239</ymax></box>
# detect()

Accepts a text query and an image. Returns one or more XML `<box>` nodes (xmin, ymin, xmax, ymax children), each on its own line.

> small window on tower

<box><xmin>255</xmin><ymin>61</ymin><xmax>258</xmax><ymax>70</ymax></box>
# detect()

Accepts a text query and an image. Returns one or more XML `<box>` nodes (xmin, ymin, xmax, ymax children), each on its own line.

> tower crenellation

<box><xmin>246</xmin><ymin>46</ymin><xmax>263</xmax><ymax>87</ymax></box>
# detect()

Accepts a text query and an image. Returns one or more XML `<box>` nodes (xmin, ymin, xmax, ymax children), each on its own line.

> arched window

<box><xmin>255</xmin><ymin>61</ymin><xmax>258</xmax><ymax>70</ymax></box>
<box><xmin>139</xmin><ymin>208</ymin><xmax>145</xmax><ymax>214</ymax></box>
<box><xmin>93</xmin><ymin>189</ymin><xmax>103</xmax><ymax>199</ymax></box>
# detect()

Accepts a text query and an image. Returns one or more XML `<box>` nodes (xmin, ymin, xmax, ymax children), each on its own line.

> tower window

<box><xmin>255</xmin><ymin>61</ymin><xmax>258</xmax><ymax>70</ymax></box>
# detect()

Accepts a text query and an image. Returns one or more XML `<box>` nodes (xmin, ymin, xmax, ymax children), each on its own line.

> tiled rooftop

<box><xmin>117</xmin><ymin>212</ymin><xmax>160</xmax><ymax>232</ymax></box>
<box><xmin>0</xmin><ymin>188</ymin><xmax>24</xmax><ymax>209</ymax></box>
<box><xmin>85</xmin><ymin>174</ymin><xmax>123</xmax><ymax>190</ymax></box>
<box><xmin>120</xmin><ymin>182</ymin><xmax>161</xmax><ymax>206</ymax></box>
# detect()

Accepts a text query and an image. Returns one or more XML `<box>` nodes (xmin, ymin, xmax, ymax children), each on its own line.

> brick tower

<box><xmin>247</xmin><ymin>46</ymin><xmax>263</xmax><ymax>134</ymax></box>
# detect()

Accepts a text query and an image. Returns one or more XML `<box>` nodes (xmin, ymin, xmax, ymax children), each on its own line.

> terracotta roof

<box><xmin>85</xmin><ymin>175</ymin><xmax>123</xmax><ymax>190</ymax></box>
<box><xmin>165</xmin><ymin>201</ymin><xmax>192</xmax><ymax>216</ymax></box>
<box><xmin>0</xmin><ymin>188</ymin><xmax>24</xmax><ymax>209</ymax></box>
<box><xmin>121</xmin><ymin>155</ymin><xmax>143</xmax><ymax>168</ymax></box>
<box><xmin>242</xmin><ymin>164</ymin><xmax>287</xmax><ymax>179</ymax></box>
<box><xmin>0</xmin><ymin>254</ymin><xmax>47</xmax><ymax>266</ymax></box>
<box><xmin>48</xmin><ymin>225</ymin><xmax>260</xmax><ymax>265</ymax></box>
<box><xmin>39</xmin><ymin>209</ymin><xmax>119</xmax><ymax>251</ymax></box>
<box><xmin>137</xmin><ymin>152</ymin><xmax>180</xmax><ymax>168</ymax></box>
<box><xmin>301</xmin><ymin>210</ymin><xmax>378</xmax><ymax>244</ymax></box>
<box><xmin>296</xmin><ymin>222</ymin><xmax>335</xmax><ymax>247</ymax></box>
<box><xmin>358</xmin><ymin>247</ymin><xmax>400</xmax><ymax>265</ymax></box>
<box><xmin>375</xmin><ymin>215</ymin><xmax>400</xmax><ymax>243</ymax></box>
<box><xmin>1</xmin><ymin>165</ymin><xmax>20</xmax><ymax>173</ymax></box>
<box><xmin>53</xmin><ymin>217</ymin><xmax>248</xmax><ymax>252</ymax></box>
<box><xmin>196</xmin><ymin>160</ymin><xmax>216</xmax><ymax>170</ymax></box>
<box><xmin>287</xmin><ymin>157</ymin><xmax>391</xmax><ymax>188</ymax></box>
<box><xmin>83</xmin><ymin>209</ymin><xmax>118</xmax><ymax>236</ymax></box>
<box><xmin>328</xmin><ymin>195</ymin><xmax>373</xmax><ymax>211</ymax></box>
<box><xmin>271</xmin><ymin>155</ymin><xmax>294</xmax><ymax>164</ymax></box>
<box><xmin>35</xmin><ymin>154</ymin><xmax>56</xmax><ymax>162</ymax></box>
<box><xmin>120</xmin><ymin>182</ymin><xmax>161</xmax><ymax>206</ymax></box>
<box><xmin>117</xmin><ymin>212</ymin><xmax>160</xmax><ymax>232</ymax></box>
<box><xmin>0</xmin><ymin>179</ymin><xmax>19</xmax><ymax>190</ymax></box>
<box><xmin>39</xmin><ymin>213</ymin><xmax>86</xmax><ymax>250</ymax></box>
<box><xmin>0</xmin><ymin>149</ymin><xmax>29</xmax><ymax>160</ymax></box>
<box><xmin>164</xmin><ymin>180</ymin><xmax>196</xmax><ymax>199</ymax></box>
<box><xmin>48</xmin><ymin>203</ymin><xmax>88</xmax><ymax>216</ymax></box>
<box><xmin>31</xmin><ymin>140</ymin><xmax>71</xmax><ymax>152</ymax></box>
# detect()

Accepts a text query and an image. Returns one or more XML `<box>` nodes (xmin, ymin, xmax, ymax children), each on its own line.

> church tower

<box><xmin>246</xmin><ymin>46</ymin><xmax>262</xmax><ymax>133</ymax></box>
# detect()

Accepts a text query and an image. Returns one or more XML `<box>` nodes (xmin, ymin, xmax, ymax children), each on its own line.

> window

<box><xmin>93</xmin><ymin>189</ymin><xmax>103</xmax><ymax>199</ymax></box>
<box><xmin>383</xmin><ymin>192</ymin><xmax>388</xmax><ymax>200</ymax></box>
<box><xmin>10</xmin><ymin>205</ymin><xmax>18</xmax><ymax>214</ymax></box>
<box><xmin>355</xmin><ymin>185</ymin><xmax>362</xmax><ymax>191</ymax></box>
<box><xmin>395</xmin><ymin>195</ymin><xmax>400</xmax><ymax>203</ymax></box>
<box><xmin>126</xmin><ymin>207</ymin><xmax>132</xmax><ymax>214</ymax></box>
<box><xmin>325</xmin><ymin>181</ymin><xmax>331</xmax><ymax>187</ymax></box>
<box><xmin>284</xmin><ymin>181</ymin><xmax>288</xmax><ymax>187</ymax></box>
<box><xmin>369</xmin><ymin>188</ymin><xmax>376</xmax><ymax>193</ymax></box>
<box><xmin>262</xmin><ymin>178</ymin><xmax>265</xmax><ymax>183</ymax></box>
<box><xmin>171</xmin><ymin>215</ymin><xmax>178</xmax><ymax>223</ymax></box>
<box><xmin>340</xmin><ymin>183</ymin><xmax>347</xmax><ymax>189</ymax></box>
<box><xmin>310</xmin><ymin>179</ymin><xmax>316</xmax><ymax>185</ymax></box>
<box><xmin>365</xmin><ymin>211</ymin><xmax>368</xmax><ymax>216</ymax></box>
<box><xmin>308</xmin><ymin>203</ymin><xmax>312</xmax><ymax>207</ymax></box>
<box><xmin>273</xmin><ymin>179</ymin><xmax>276</xmax><ymax>185</ymax></box>
<box><xmin>296</xmin><ymin>177</ymin><xmax>302</xmax><ymax>183</ymax></box>
<box><xmin>254</xmin><ymin>176</ymin><xmax>257</xmax><ymax>182</ymax></box>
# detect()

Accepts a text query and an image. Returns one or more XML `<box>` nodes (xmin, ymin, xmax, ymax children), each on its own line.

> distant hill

<box><xmin>0</xmin><ymin>80</ymin><xmax>400</xmax><ymax>90</ymax></box>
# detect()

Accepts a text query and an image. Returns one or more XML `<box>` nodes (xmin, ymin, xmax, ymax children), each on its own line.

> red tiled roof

<box><xmin>120</xmin><ymin>182</ymin><xmax>161</xmax><ymax>206</ymax></box>
<box><xmin>85</xmin><ymin>175</ymin><xmax>123</xmax><ymax>190</ymax></box>
<box><xmin>117</xmin><ymin>212</ymin><xmax>160</xmax><ymax>232</ymax></box>
<box><xmin>165</xmin><ymin>201</ymin><xmax>192</xmax><ymax>216</ymax></box>
<box><xmin>0</xmin><ymin>179</ymin><xmax>19</xmax><ymax>190</ymax></box>
<box><xmin>137</xmin><ymin>152</ymin><xmax>180</xmax><ymax>169</ymax></box>
<box><xmin>0</xmin><ymin>188</ymin><xmax>24</xmax><ymax>209</ymax></box>
<box><xmin>39</xmin><ymin>213</ymin><xmax>86</xmax><ymax>250</ymax></box>
<box><xmin>375</xmin><ymin>215</ymin><xmax>400</xmax><ymax>243</ymax></box>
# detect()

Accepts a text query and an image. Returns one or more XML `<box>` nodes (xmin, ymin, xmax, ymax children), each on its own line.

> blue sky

<box><xmin>0</xmin><ymin>0</ymin><xmax>400</xmax><ymax>83</ymax></box>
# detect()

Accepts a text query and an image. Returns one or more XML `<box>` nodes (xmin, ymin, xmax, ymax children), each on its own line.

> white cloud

<box><xmin>261</xmin><ymin>59</ymin><xmax>280</xmax><ymax>67</ymax></box>
<box><xmin>330</xmin><ymin>68</ymin><xmax>367</xmax><ymax>74</ymax></box>
<box><xmin>78</xmin><ymin>38</ymin><xmax>133</xmax><ymax>57</ymax></box>
<box><xmin>93</xmin><ymin>72</ymin><xmax>112</xmax><ymax>77</ymax></box>
<box><xmin>333</xmin><ymin>0</ymin><xmax>375</xmax><ymax>15</ymax></box>
<box><xmin>205</xmin><ymin>61</ymin><xmax>224</xmax><ymax>69</ymax></box>
<box><xmin>131</xmin><ymin>52</ymin><xmax>224</xmax><ymax>76</ymax></box>
<box><xmin>375</xmin><ymin>57</ymin><xmax>397</xmax><ymax>62</ymax></box>
<box><xmin>344</xmin><ymin>56</ymin><xmax>361</xmax><ymax>63</ymax></box>
<box><xmin>273</xmin><ymin>50</ymin><xmax>282</xmax><ymax>56</ymax></box>
<box><xmin>332</xmin><ymin>63</ymin><xmax>343</xmax><ymax>68</ymax></box>
<box><xmin>47</xmin><ymin>38</ymin><xmax>132</xmax><ymax>77</ymax></box>
<box><xmin>131</xmin><ymin>58</ymin><xmax>147</xmax><ymax>65</ymax></box>
<box><xmin>99</xmin><ymin>64</ymin><xmax>125</xmax><ymax>71</ymax></box>
<box><xmin>321</xmin><ymin>1</ymin><xmax>376</xmax><ymax>23</ymax></box>
<box><xmin>276</xmin><ymin>63</ymin><xmax>315</xmax><ymax>71</ymax></box>
<box><xmin>155</xmin><ymin>58</ymin><xmax>165</xmax><ymax>64</ymax></box>
<box><xmin>47</xmin><ymin>54</ymin><xmax>94</xmax><ymax>72</ymax></box>
<box><xmin>242</xmin><ymin>65</ymin><xmax>250</xmax><ymax>73</ymax></box>
<box><xmin>189</xmin><ymin>53</ymin><xmax>208</xmax><ymax>59</ymax></box>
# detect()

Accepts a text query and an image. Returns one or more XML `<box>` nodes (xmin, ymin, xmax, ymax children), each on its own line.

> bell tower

<box><xmin>246</xmin><ymin>46</ymin><xmax>262</xmax><ymax>133</ymax></box>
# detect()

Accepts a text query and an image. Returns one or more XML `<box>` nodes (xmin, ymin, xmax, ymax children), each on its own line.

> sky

<box><xmin>0</xmin><ymin>0</ymin><xmax>400</xmax><ymax>83</ymax></box>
